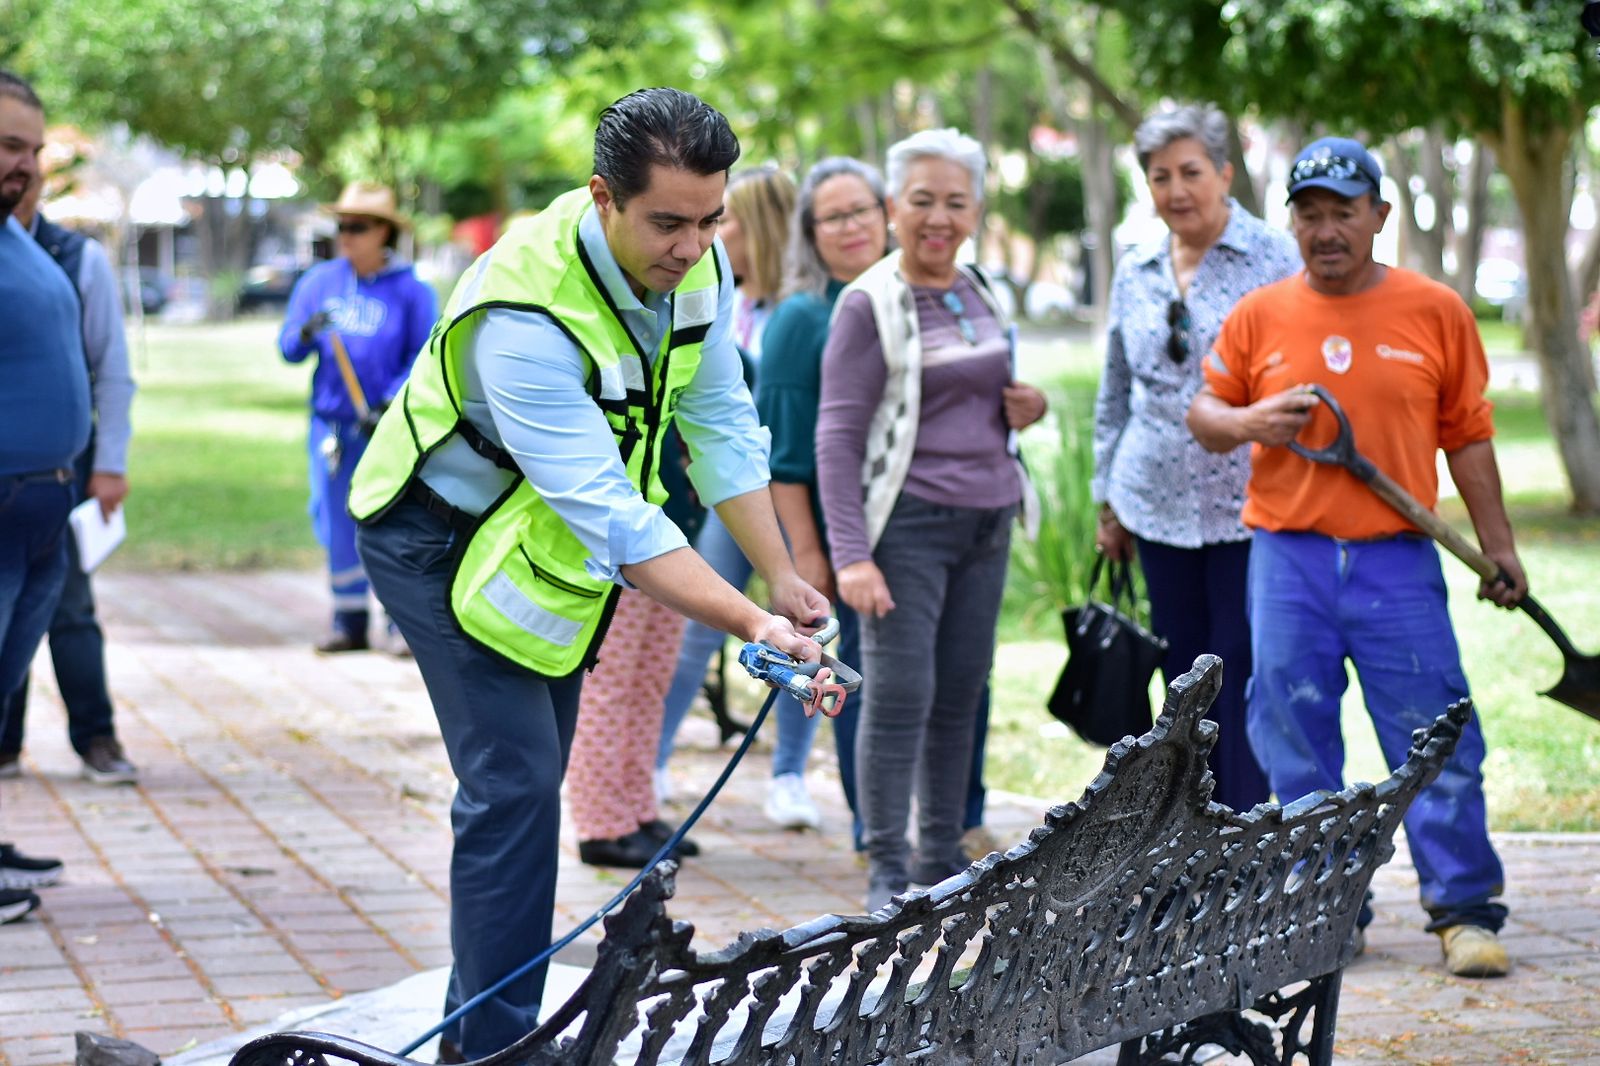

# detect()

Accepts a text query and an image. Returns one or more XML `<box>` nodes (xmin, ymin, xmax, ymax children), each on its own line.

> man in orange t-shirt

<box><xmin>1188</xmin><ymin>136</ymin><xmax>1527</xmax><ymax>980</ymax></box>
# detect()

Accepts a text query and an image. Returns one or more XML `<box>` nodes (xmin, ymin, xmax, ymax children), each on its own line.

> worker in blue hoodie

<box><xmin>279</xmin><ymin>182</ymin><xmax>438</xmax><ymax>654</ymax></box>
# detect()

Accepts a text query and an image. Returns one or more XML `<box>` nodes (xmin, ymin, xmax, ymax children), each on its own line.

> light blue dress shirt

<box><xmin>420</xmin><ymin>202</ymin><xmax>772</xmax><ymax>585</ymax></box>
<box><xmin>1092</xmin><ymin>201</ymin><xmax>1299</xmax><ymax>548</ymax></box>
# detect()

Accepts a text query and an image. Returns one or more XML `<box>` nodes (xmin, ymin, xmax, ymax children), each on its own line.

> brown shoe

<box><xmin>80</xmin><ymin>736</ymin><xmax>138</xmax><ymax>786</ymax></box>
<box><xmin>1439</xmin><ymin>924</ymin><xmax>1509</xmax><ymax>978</ymax></box>
<box><xmin>314</xmin><ymin>631</ymin><xmax>370</xmax><ymax>654</ymax></box>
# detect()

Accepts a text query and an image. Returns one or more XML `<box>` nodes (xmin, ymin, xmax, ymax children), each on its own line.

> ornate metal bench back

<box><xmin>234</xmin><ymin>656</ymin><xmax>1469</xmax><ymax>1066</ymax></box>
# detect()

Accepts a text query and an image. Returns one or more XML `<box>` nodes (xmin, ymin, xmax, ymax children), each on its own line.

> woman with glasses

<box><xmin>279</xmin><ymin>181</ymin><xmax>437</xmax><ymax>654</ymax></box>
<box><xmin>752</xmin><ymin>157</ymin><xmax>890</xmax><ymax>840</ymax></box>
<box><xmin>815</xmin><ymin>130</ymin><xmax>1046</xmax><ymax>911</ymax></box>
<box><xmin>1091</xmin><ymin>104</ymin><xmax>1298</xmax><ymax>809</ymax></box>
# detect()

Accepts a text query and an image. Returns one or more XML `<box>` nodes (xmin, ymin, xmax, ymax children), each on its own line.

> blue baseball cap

<box><xmin>1286</xmin><ymin>136</ymin><xmax>1383</xmax><ymax>202</ymax></box>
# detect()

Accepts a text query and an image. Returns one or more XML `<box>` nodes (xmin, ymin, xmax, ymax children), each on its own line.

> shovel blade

<box><xmin>1542</xmin><ymin>661</ymin><xmax>1600</xmax><ymax>723</ymax></box>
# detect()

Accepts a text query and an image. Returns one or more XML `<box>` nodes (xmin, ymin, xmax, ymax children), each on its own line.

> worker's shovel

<box><xmin>1288</xmin><ymin>383</ymin><xmax>1600</xmax><ymax>722</ymax></box>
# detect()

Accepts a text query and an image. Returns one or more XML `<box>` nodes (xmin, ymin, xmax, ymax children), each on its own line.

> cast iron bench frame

<box><xmin>233</xmin><ymin>655</ymin><xmax>1468</xmax><ymax>1066</ymax></box>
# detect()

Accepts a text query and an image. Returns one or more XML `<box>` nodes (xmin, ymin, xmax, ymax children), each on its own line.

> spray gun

<box><xmin>736</xmin><ymin>616</ymin><xmax>862</xmax><ymax>717</ymax></box>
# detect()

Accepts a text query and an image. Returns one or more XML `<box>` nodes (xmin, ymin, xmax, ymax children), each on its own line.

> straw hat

<box><xmin>323</xmin><ymin>181</ymin><xmax>410</xmax><ymax>230</ymax></box>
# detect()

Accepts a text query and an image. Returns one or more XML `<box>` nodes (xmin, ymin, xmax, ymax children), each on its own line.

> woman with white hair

<box><xmin>815</xmin><ymin>129</ymin><xmax>1047</xmax><ymax>911</ymax></box>
<box><xmin>1092</xmin><ymin>103</ymin><xmax>1299</xmax><ymax>811</ymax></box>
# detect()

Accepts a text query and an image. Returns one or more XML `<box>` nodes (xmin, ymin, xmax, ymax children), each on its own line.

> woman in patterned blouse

<box><xmin>1091</xmin><ymin>103</ymin><xmax>1300</xmax><ymax>811</ymax></box>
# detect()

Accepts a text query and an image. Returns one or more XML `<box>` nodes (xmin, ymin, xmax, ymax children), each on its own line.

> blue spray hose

<box><xmin>396</xmin><ymin>684</ymin><xmax>783</xmax><ymax>1058</ymax></box>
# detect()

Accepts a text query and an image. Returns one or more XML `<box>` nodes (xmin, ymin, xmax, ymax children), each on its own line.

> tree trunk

<box><xmin>1486</xmin><ymin>108</ymin><xmax>1600</xmax><ymax>514</ymax></box>
<box><xmin>1417</xmin><ymin>126</ymin><xmax>1453</xmax><ymax>282</ymax></box>
<box><xmin>1225</xmin><ymin>118</ymin><xmax>1261</xmax><ymax>218</ymax></box>
<box><xmin>1454</xmin><ymin>142</ymin><xmax>1492</xmax><ymax>305</ymax></box>
<box><xmin>1387</xmin><ymin>134</ymin><xmax>1424</xmax><ymax>273</ymax></box>
<box><xmin>1079</xmin><ymin>113</ymin><xmax>1117</xmax><ymax>323</ymax></box>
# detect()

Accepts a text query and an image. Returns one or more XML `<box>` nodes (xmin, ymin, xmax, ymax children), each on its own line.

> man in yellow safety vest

<box><xmin>349</xmin><ymin>88</ymin><xmax>830</xmax><ymax>1060</ymax></box>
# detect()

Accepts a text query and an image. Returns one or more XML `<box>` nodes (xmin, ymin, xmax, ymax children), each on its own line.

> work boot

<box><xmin>1439</xmin><ymin>924</ymin><xmax>1510</xmax><ymax>978</ymax></box>
<box><xmin>316</xmin><ymin>610</ymin><xmax>370</xmax><ymax>654</ymax></box>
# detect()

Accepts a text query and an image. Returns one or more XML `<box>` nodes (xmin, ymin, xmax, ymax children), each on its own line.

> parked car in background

<box><xmin>236</xmin><ymin>263</ymin><xmax>305</xmax><ymax>313</ymax></box>
<box><xmin>122</xmin><ymin>266</ymin><xmax>173</xmax><ymax>316</ymax></box>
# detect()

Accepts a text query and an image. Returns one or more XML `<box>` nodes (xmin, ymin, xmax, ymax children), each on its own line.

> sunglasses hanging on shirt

<box><xmin>1167</xmin><ymin>299</ymin><xmax>1191</xmax><ymax>363</ymax></box>
<box><xmin>943</xmin><ymin>290</ymin><xmax>978</xmax><ymax>346</ymax></box>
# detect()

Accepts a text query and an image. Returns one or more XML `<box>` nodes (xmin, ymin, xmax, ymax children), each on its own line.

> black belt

<box><xmin>4</xmin><ymin>467</ymin><xmax>73</xmax><ymax>484</ymax></box>
<box><xmin>406</xmin><ymin>479</ymin><xmax>477</xmax><ymax>533</ymax></box>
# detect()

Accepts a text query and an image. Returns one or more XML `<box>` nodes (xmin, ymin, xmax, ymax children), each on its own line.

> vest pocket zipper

<box><xmin>517</xmin><ymin>546</ymin><xmax>601</xmax><ymax>599</ymax></box>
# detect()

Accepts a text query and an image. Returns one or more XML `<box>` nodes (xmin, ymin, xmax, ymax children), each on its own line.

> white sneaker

<box><xmin>653</xmin><ymin>767</ymin><xmax>674</xmax><ymax>807</ymax></box>
<box><xmin>764</xmin><ymin>773</ymin><xmax>821</xmax><ymax>831</ymax></box>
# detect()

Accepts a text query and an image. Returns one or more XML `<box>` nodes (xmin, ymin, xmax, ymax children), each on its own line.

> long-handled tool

<box><xmin>1289</xmin><ymin>383</ymin><xmax>1600</xmax><ymax>721</ymax></box>
<box><xmin>326</xmin><ymin>329</ymin><xmax>371</xmax><ymax>422</ymax></box>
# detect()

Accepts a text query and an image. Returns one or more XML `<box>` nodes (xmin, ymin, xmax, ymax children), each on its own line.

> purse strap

<box><xmin>1088</xmin><ymin>552</ymin><xmax>1140</xmax><ymax>613</ymax></box>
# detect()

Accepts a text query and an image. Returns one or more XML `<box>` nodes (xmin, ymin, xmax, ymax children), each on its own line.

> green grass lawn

<box><xmin>116</xmin><ymin>318</ymin><xmax>1600</xmax><ymax>830</ymax></box>
<box><xmin>115</xmin><ymin>319</ymin><xmax>319</xmax><ymax>571</ymax></box>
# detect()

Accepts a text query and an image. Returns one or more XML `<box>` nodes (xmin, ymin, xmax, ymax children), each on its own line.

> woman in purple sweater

<box><xmin>278</xmin><ymin>182</ymin><xmax>437</xmax><ymax>654</ymax></box>
<box><xmin>815</xmin><ymin>130</ymin><xmax>1047</xmax><ymax>912</ymax></box>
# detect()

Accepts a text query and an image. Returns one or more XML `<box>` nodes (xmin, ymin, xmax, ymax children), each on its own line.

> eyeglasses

<box><xmin>814</xmin><ymin>202</ymin><xmax>883</xmax><ymax>235</ymax></box>
<box><xmin>1167</xmin><ymin>300</ymin><xmax>1191</xmax><ymax>363</ymax></box>
<box><xmin>337</xmin><ymin>220</ymin><xmax>376</xmax><ymax>235</ymax></box>
<box><xmin>1289</xmin><ymin>154</ymin><xmax>1378</xmax><ymax>192</ymax></box>
<box><xmin>943</xmin><ymin>290</ymin><xmax>978</xmax><ymax>345</ymax></box>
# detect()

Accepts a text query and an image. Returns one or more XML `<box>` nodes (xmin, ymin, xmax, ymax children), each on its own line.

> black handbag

<box><xmin>1047</xmin><ymin>555</ymin><xmax>1169</xmax><ymax>746</ymax></box>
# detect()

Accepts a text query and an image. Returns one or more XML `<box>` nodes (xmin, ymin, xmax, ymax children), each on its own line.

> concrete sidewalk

<box><xmin>1</xmin><ymin>570</ymin><xmax>1597</xmax><ymax>1065</ymax></box>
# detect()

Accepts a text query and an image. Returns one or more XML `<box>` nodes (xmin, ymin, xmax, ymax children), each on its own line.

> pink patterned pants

<box><xmin>566</xmin><ymin>589</ymin><xmax>685</xmax><ymax>840</ymax></box>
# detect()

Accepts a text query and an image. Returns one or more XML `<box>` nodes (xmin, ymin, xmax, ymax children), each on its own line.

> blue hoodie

<box><xmin>278</xmin><ymin>256</ymin><xmax>438</xmax><ymax>421</ymax></box>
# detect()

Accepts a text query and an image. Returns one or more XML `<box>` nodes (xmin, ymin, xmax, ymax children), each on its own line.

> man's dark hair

<box><xmin>0</xmin><ymin>69</ymin><xmax>43</xmax><ymax>110</ymax></box>
<box><xmin>593</xmin><ymin>88</ymin><xmax>740</xmax><ymax>208</ymax></box>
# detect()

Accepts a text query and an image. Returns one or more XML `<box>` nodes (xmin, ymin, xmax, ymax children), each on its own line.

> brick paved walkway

<box><xmin>1</xmin><ymin>570</ymin><xmax>1597</xmax><ymax>1065</ymax></box>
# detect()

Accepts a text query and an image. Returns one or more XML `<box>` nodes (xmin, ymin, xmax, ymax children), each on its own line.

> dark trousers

<box><xmin>0</xmin><ymin>473</ymin><xmax>76</xmax><ymax>773</ymax></box>
<box><xmin>357</xmin><ymin>497</ymin><xmax>583</xmax><ymax>1058</ymax></box>
<box><xmin>2</xmin><ymin>451</ymin><xmax>115</xmax><ymax>757</ymax></box>
<box><xmin>1133</xmin><ymin>536</ymin><xmax>1270</xmax><ymax>811</ymax></box>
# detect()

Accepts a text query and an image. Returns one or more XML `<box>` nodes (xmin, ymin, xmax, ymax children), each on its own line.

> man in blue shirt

<box><xmin>0</xmin><ymin>70</ymin><xmax>88</xmax><ymax>925</ymax></box>
<box><xmin>1</xmin><ymin>169</ymin><xmax>139</xmax><ymax>787</ymax></box>
<box><xmin>352</xmin><ymin>89</ymin><xmax>831</xmax><ymax>1061</ymax></box>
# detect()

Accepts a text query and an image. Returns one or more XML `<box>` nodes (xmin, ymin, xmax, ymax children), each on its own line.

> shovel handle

<box><xmin>1364</xmin><ymin>469</ymin><xmax>1581</xmax><ymax>658</ymax></box>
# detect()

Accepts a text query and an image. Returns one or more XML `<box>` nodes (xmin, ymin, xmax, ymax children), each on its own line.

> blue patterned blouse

<box><xmin>1092</xmin><ymin>201</ymin><xmax>1300</xmax><ymax>548</ymax></box>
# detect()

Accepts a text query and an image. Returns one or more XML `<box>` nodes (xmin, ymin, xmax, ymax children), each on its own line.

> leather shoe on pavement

<box><xmin>640</xmin><ymin>818</ymin><xmax>699</xmax><ymax>857</ymax></box>
<box><xmin>578</xmin><ymin>828</ymin><xmax>678</xmax><ymax>869</ymax></box>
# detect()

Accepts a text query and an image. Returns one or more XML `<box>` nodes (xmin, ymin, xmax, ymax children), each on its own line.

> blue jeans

<box><xmin>1246</xmin><ymin>529</ymin><xmax>1506</xmax><ymax>932</ymax></box>
<box><xmin>3</xmin><ymin>450</ymin><xmax>116</xmax><ymax>757</ymax></box>
<box><xmin>0</xmin><ymin>473</ymin><xmax>76</xmax><ymax>749</ymax></box>
<box><xmin>1134</xmin><ymin>536</ymin><xmax>1269</xmax><ymax>812</ymax></box>
<box><xmin>358</xmin><ymin>497</ymin><xmax>583</xmax><ymax>1058</ymax></box>
<box><xmin>657</xmin><ymin>511</ymin><xmax>754</xmax><ymax>765</ymax></box>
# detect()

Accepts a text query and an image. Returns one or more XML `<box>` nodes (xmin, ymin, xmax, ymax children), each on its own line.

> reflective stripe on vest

<box><xmin>347</xmin><ymin>187</ymin><xmax>719</xmax><ymax>677</ymax></box>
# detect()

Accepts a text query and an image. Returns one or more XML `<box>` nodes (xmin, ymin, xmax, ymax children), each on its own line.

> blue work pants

<box><xmin>1246</xmin><ymin>529</ymin><xmax>1506</xmax><ymax>932</ymax></box>
<box><xmin>357</xmin><ymin>496</ymin><xmax>583</xmax><ymax>1058</ymax></box>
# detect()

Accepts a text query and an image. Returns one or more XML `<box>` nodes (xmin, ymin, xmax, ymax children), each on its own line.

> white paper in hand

<box><xmin>69</xmin><ymin>497</ymin><xmax>126</xmax><ymax>573</ymax></box>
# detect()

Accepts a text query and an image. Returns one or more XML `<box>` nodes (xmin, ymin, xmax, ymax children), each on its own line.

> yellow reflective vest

<box><xmin>348</xmin><ymin>187</ymin><xmax>719</xmax><ymax>677</ymax></box>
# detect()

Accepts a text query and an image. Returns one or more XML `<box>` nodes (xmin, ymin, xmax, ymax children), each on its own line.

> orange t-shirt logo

<box><xmin>1321</xmin><ymin>334</ymin><xmax>1353</xmax><ymax>374</ymax></box>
